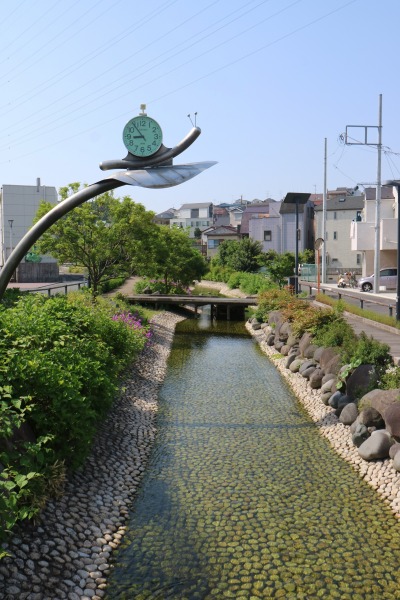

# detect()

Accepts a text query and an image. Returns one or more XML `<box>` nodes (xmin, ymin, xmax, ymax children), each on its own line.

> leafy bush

<box><xmin>341</xmin><ymin>331</ymin><xmax>392</xmax><ymax>371</ymax></box>
<box><xmin>227</xmin><ymin>272</ymin><xmax>274</xmax><ymax>295</ymax></box>
<box><xmin>0</xmin><ymin>290</ymin><xmax>151</xmax><ymax>551</ymax></box>
<box><xmin>134</xmin><ymin>277</ymin><xmax>190</xmax><ymax>295</ymax></box>
<box><xmin>203</xmin><ymin>264</ymin><xmax>233</xmax><ymax>283</ymax></box>
<box><xmin>380</xmin><ymin>366</ymin><xmax>400</xmax><ymax>390</ymax></box>
<box><xmin>255</xmin><ymin>288</ymin><xmax>299</xmax><ymax>322</ymax></box>
<box><xmin>99</xmin><ymin>275</ymin><xmax>128</xmax><ymax>294</ymax></box>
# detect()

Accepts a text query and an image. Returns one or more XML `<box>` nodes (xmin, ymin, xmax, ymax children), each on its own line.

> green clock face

<box><xmin>122</xmin><ymin>115</ymin><xmax>163</xmax><ymax>157</ymax></box>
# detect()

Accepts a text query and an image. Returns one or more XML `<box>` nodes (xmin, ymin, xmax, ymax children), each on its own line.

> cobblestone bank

<box><xmin>0</xmin><ymin>312</ymin><xmax>185</xmax><ymax>600</ymax></box>
<box><xmin>246</xmin><ymin>322</ymin><xmax>400</xmax><ymax>520</ymax></box>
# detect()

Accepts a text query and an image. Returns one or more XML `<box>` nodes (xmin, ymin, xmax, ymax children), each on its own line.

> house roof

<box><xmin>154</xmin><ymin>208</ymin><xmax>176</xmax><ymax>219</ymax></box>
<box><xmin>365</xmin><ymin>186</ymin><xmax>394</xmax><ymax>200</ymax></box>
<box><xmin>202</xmin><ymin>225</ymin><xmax>238</xmax><ymax>236</ymax></box>
<box><xmin>240</xmin><ymin>204</ymin><xmax>271</xmax><ymax>234</ymax></box>
<box><xmin>179</xmin><ymin>202</ymin><xmax>213</xmax><ymax>209</ymax></box>
<box><xmin>314</xmin><ymin>196</ymin><xmax>364</xmax><ymax>211</ymax></box>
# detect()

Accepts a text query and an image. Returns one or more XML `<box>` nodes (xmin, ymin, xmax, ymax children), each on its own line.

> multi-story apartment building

<box><xmin>350</xmin><ymin>185</ymin><xmax>396</xmax><ymax>276</ymax></box>
<box><xmin>0</xmin><ymin>179</ymin><xmax>58</xmax><ymax>280</ymax></box>
<box><xmin>169</xmin><ymin>202</ymin><xmax>213</xmax><ymax>237</ymax></box>
<box><xmin>314</xmin><ymin>190</ymin><xmax>365</xmax><ymax>275</ymax></box>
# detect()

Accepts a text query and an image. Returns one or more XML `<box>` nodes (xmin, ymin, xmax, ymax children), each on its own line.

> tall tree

<box><xmin>139</xmin><ymin>225</ymin><xmax>207</xmax><ymax>292</ymax></box>
<box><xmin>33</xmin><ymin>185</ymin><xmax>157</xmax><ymax>295</ymax></box>
<box><xmin>213</xmin><ymin>238</ymin><xmax>263</xmax><ymax>272</ymax></box>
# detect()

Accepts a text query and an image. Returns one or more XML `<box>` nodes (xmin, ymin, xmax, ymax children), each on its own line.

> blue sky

<box><xmin>1</xmin><ymin>0</ymin><xmax>399</xmax><ymax>214</ymax></box>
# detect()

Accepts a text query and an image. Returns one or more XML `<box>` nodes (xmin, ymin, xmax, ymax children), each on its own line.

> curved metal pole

<box><xmin>0</xmin><ymin>178</ymin><xmax>125</xmax><ymax>300</ymax></box>
<box><xmin>99</xmin><ymin>126</ymin><xmax>201</xmax><ymax>171</ymax></box>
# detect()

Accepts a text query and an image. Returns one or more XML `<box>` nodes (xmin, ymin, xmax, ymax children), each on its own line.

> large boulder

<box><xmin>268</xmin><ymin>310</ymin><xmax>282</xmax><ymax>327</ymax></box>
<box><xmin>345</xmin><ymin>364</ymin><xmax>378</xmax><ymax>401</ymax></box>
<box><xmin>358</xmin><ymin>407</ymin><xmax>385</xmax><ymax>430</ymax></box>
<box><xmin>319</xmin><ymin>348</ymin><xmax>342</xmax><ymax>375</ymax></box>
<box><xmin>359</xmin><ymin>388</ymin><xmax>400</xmax><ymax>418</ymax></box>
<box><xmin>320</xmin><ymin>378</ymin><xmax>336</xmax><ymax>394</ymax></box>
<box><xmin>285</xmin><ymin>354</ymin><xmax>299</xmax><ymax>369</ymax></box>
<box><xmin>313</xmin><ymin>347</ymin><xmax>325</xmax><ymax>363</ymax></box>
<box><xmin>301</xmin><ymin>366</ymin><xmax>317</xmax><ymax>380</ymax></box>
<box><xmin>266</xmin><ymin>333</ymin><xmax>275</xmax><ymax>346</ymax></box>
<box><xmin>352</xmin><ymin>423</ymin><xmax>370</xmax><ymax>447</ymax></box>
<box><xmin>383</xmin><ymin>403</ymin><xmax>400</xmax><ymax>439</ymax></box>
<box><xmin>328</xmin><ymin>391</ymin><xmax>343</xmax><ymax>409</ymax></box>
<box><xmin>389</xmin><ymin>442</ymin><xmax>400</xmax><ymax>459</ymax></box>
<box><xmin>289</xmin><ymin>359</ymin><xmax>304</xmax><ymax>373</ymax></box>
<box><xmin>299</xmin><ymin>332</ymin><xmax>314</xmax><ymax>357</ymax></box>
<box><xmin>309</xmin><ymin>368</ymin><xmax>324</xmax><ymax>389</ymax></box>
<box><xmin>299</xmin><ymin>359</ymin><xmax>316</xmax><ymax>375</ymax></box>
<box><xmin>278</xmin><ymin>321</ymin><xmax>292</xmax><ymax>342</ymax></box>
<box><xmin>303</xmin><ymin>344</ymin><xmax>319</xmax><ymax>359</ymax></box>
<box><xmin>339</xmin><ymin>402</ymin><xmax>358</xmax><ymax>426</ymax></box>
<box><xmin>358</xmin><ymin>430</ymin><xmax>394</xmax><ymax>461</ymax></box>
<box><xmin>393</xmin><ymin>452</ymin><xmax>400</xmax><ymax>472</ymax></box>
<box><xmin>286</xmin><ymin>334</ymin><xmax>299</xmax><ymax>349</ymax></box>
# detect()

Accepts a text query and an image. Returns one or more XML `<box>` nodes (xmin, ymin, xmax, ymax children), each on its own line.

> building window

<box><xmin>264</xmin><ymin>230</ymin><xmax>272</xmax><ymax>241</ymax></box>
<box><xmin>208</xmin><ymin>239</ymin><xmax>220</xmax><ymax>249</ymax></box>
<box><xmin>191</xmin><ymin>209</ymin><xmax>199</xmax><ymax>218</ymax></box>
<box><xmin>334</xmin><ymin>211</ymin><xmax>337</xmax><ymax>220</ymax></box>
<box><xmin>357</xmin><ymin>254</ymin><xmax>361</xmax><ymax>265</ymax></box>
<box><xmin>356</xmin><ymin>211</ymin><xmax>362</xmax><ymax>222</ymax></box>
<box><xmin>333</xmin><ymin>231</ymin><xmax>337</xmax><ymax>240</ymax></box>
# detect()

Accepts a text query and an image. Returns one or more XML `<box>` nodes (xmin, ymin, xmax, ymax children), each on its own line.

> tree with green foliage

<box><xmin>137</xmin><ymin>225</ymin><xmax>207</xmax><ymax>292</ymax></box>
<box><xmin>266</xmin><ymin>252</ymin><xmax>295</xmax><ymax>287</ymax></box>
<box><xmin>33</xmin><ymin>184</ymin><xmax>157</xmax><ymax>295</ymax></box>
<box><xmin>213</xmin><ymin>238</ymin><xmax>263</xmax><ymax>273</ymax></box>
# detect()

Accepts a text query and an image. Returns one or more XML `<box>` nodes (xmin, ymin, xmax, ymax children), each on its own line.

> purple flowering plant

<box><xmin>112</xmin><ymin>311</ymin><xmax>153</xmax><ymax>345</ymax></box>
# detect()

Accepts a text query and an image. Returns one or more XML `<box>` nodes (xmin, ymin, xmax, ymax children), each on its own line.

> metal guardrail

<box><xmin>299</xmin><ymin>280</ymin><xmax>397</xmax><ymax>318</ymax></box>
<box><xmin>20</xmin><ymin>280</ymin><xmax>88</xmax><ymax>297</ymax></box>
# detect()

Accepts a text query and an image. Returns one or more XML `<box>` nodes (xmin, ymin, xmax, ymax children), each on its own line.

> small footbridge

<box><xmin>125</xmin><ymin>293</ymin><xmax>258</xmax><ymax>320</ymax></box>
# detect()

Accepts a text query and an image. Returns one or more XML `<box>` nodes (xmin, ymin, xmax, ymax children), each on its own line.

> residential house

<box><xmin>243</xmin><ymin>201</ymin><xmax>283</xmax><ymax>252</ymax></box>
<box><xmin>201</xmin><ymin>225</ymin><xmax>240</xmax><ymax>258</ymax></box>
<box><xmin>279</xmin><ymin>198</ymin><xmax>314</xmax><ymax>255</ymax></box>
<box><xmin>169</xmin><ymin>202</ymin><xmax>213</xmax><ymax>237</ymax></box>
<box><xmin>350</xmin><ymin>185</ymin><xmax>396</xmax><ymax>276</ymax></box>
<box><xmin>153</xmin><ymin>207</ymin><xmax>177</xmax><ymax>225</ymax></box>
<box><xmin>314</xmin><ymin>190</ymin><xmax>365</xmax><ymax>277</ymax></box>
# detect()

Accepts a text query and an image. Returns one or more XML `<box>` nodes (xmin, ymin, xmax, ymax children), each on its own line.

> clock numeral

<box><xmin>147</xmin><ymin>145</ymin><xmax>152</xmax><ymax>152</ymax></box>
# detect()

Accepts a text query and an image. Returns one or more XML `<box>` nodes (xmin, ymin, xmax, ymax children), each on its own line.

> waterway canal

<box><xmin>107</xmin><ymin>317</ymin><xmax>400</xmax><ymax>599</ymax></box>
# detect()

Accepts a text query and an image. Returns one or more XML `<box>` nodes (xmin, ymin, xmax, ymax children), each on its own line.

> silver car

<box><xmin>358</xmin><ymin>267</ymin><xmax>397</xmax><ymax>292</ymax></box>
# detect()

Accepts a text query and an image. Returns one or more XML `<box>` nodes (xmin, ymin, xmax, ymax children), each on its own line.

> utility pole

<box><xmin>322</xmin><ymin>138</ymin><xmax>327</xmax><ymax>284</ymax></box>
<box><xmin>345</xmin><ymin>94</ymin><xmax>383</xmax><ymax>293</ymax></box>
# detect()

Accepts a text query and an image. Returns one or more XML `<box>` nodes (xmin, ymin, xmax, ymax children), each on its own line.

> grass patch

<box><xmin>315</xmin><ymin>293</ymin><xmax>400</xmax><ymax>330</ymax></box>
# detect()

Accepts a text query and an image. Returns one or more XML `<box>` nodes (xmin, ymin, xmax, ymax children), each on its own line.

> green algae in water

<box><xmin>106</xmin><ymin>318</ymin><xmax>400</xmax><ymax>599</ymax></box>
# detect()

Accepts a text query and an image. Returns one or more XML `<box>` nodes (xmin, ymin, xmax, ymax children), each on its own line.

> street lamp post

<box><xmin>282</xmin><ymin>193</ymin><xmax>311</xmax><ymax>295</ymax></box>
<box><xmin>383</xmin><ymin>180</ymin><xmax>400</xmax><ymax>320</ymax></box>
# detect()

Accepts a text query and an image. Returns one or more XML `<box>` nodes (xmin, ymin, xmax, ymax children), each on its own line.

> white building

<box><xmin>169</xmin><ymin>202</ymin><xmax>213</xmax><ymax>237</ymax></box>
<box><xmin>314</xmin><ymin>191</ymin><xmax>364</xmax><ymax>276</ymax></box>
<box><xmin>0</xmin><ymin>179</ymin><xmax>58</xmax><ymax>269</ymax></box>
<box><xmin>350</xmin><ymin>185</ymin><xmax>396</xmax><ymax>276</ymax></box>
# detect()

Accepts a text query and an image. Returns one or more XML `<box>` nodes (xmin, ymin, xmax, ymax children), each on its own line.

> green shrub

<box><xmin>99</xmin><ymin>275</ymin><xmax>128</xmax><ymax>294</ymax></box>
<box><xmin>203</xmin><ymin>265</ymin><xmax>233</xmax><ymax>283</ymax></box>
<box><xmin>227</xmin><ymin>272</ymin><xmax>274</xmax><ymax>295</ymax></box>
<box><xmin>0</xmin><ymin>290</ymin><xmax>151</xmax><ymax>551</ymax></box>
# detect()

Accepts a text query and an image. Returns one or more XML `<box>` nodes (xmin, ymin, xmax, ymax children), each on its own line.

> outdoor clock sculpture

<box><xmin>122</xmin><ymin>113</ymin><xmax>163</xmax><ymax>158</ymax></box>
<box><xmin>0</xmin><ymin>104</ymin><xmax>216</xmax><ymax>299</ymax></box>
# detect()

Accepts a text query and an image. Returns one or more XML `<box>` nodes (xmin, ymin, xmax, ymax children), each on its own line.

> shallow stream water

<box><xmin>106</xmin><ymin>316</ymin><xmax>400</xmax><ymax>599</ymax></box>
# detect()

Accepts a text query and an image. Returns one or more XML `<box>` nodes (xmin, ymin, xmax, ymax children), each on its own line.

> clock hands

<box><xmin>132</xmin><ymin>124</ymin><xmax>145</xmax><ymax>140</ymax></box>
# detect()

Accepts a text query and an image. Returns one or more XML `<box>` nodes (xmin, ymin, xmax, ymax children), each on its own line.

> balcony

<box><xmin>350</xmin><ymin>218</ymin><xmax>398</xmax><ymax>251</ymax></box>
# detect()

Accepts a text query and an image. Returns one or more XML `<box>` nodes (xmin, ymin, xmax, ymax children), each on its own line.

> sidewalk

<box><xmin>308</xmin><ymin>282</ymin><xmax>400</xmax><ymax>364</ymax></box>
